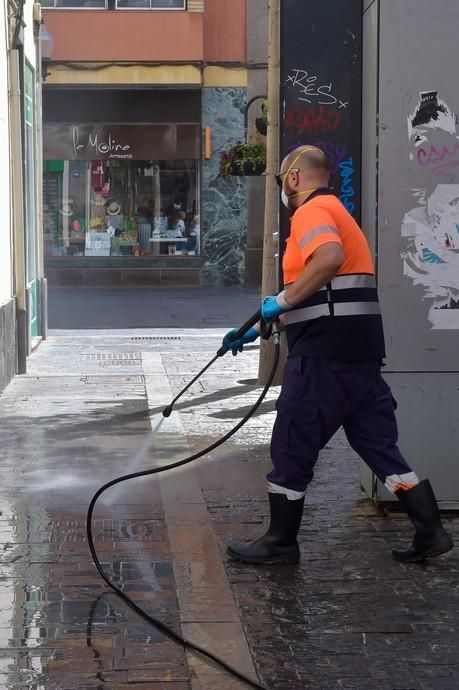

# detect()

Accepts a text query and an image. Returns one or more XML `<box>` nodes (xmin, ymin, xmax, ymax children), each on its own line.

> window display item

<box><xmin>60</xmin><ymin>203</ymin><xmax>73</xmax><ymax>217</ymax></box>
<box><xmin>93</xmin><ymin>194</ymin><xmax>106</xmax><ymax>208</ymax></box>
<box><xmin>90</xmin><ymin>217</ymin><xmax>104</xmax><ymax>229</ymax></box>
<box><xmin>86</xmin><ymin>230</ymin><xmax>111</xmax><ymax>257</ymax></box>
<box><xmin>107</xmin><ymin>202</ymin><xmax>122</xmax><ymax>216</ymax></box>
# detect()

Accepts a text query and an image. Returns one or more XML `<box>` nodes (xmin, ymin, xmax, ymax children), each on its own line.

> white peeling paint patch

<box><xmin>401</xmin><ymin>184</ymin><xmax>459</xmax><ymax>329</ymax></box>
<box><xmin>408</xmin><ymin>91</ymin><xmax>456</xmax><ymax>147</ymax></box>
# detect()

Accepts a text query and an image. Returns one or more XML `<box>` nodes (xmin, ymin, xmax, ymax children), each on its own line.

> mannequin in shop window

<box><xmin>187</xmin><ymin>214</ymin><xmax>199</xmax><ymax>254</ymax></box>
<box><xmin>174</xmin><ymin>211</ymin><xmax>186</xmax><ymax>253</ymax></box>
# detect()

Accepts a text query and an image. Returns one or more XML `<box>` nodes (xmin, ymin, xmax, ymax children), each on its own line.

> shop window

<box><xmin>116</xmin><ymin>0</ymin><xmax>185</xmax><ymax>8</ymax></box>
<box><xmin>43</xmin><ymin>159</ymin><xmax>200</xmax><ymax>259</ymax></box>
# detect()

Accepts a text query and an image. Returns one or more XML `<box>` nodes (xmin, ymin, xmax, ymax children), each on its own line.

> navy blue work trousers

<box><xmin>267</xmin><ymin>357</ymin><xmax>414</xmax><ymax>496</ymax></box>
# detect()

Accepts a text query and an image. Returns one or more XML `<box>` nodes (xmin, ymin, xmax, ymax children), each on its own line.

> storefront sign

<box><xmin>72</xmin><ymin>127</ymin><xmax>132</xmax><ymax>158</ymax></box>
<box><xmin>44</xmin><ymin>124</ymin><xmax>201</xmax><ymax>160</ymax></box>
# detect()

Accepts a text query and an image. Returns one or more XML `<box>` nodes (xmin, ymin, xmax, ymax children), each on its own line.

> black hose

<box><xmin>86</xmin><ymin>337</ymin><xmax>280</xmax><ymax>690</ymax></box>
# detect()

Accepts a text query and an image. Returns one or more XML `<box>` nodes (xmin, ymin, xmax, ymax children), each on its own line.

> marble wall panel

<box><xmin>201</xmin><ymin>87</ymin><xmax>247</xmax><ymax>286</ymax></box>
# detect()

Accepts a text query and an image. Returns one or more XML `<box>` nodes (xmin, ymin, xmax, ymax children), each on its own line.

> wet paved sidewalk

<box><xmin>0</xmin><ymin>331</ymin><xmax>458</xmax><ymax>690</ymax></box>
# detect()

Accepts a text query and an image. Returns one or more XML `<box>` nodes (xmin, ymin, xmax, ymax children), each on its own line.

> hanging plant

<box><xmin>255</xmin><ymin>99</ymin><xmax>268</xmax><ymax>136</ymax></box>
<box><xmin>219</xmin><ymin>141</ymin><xmax>267</xmax><ymax>179</ymax></box>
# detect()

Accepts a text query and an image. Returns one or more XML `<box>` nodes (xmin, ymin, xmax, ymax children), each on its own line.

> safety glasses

<box><xmin>275</xmin><ymin>168</ymin><xmax>300</xmax><ymax>187</ymax></box>
<box><xmin>275</xmin><ymin>146</ymin><xmax>327</xmax><ymax>188</ymax></box>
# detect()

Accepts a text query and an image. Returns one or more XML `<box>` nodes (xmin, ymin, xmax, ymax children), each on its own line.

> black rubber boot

<box><xmin>227</xmin><ymin>493</ymin><xmax>305</xmax><ymax>565</ymax></box>
<box><xmin>392</xmin><ymin>479</ymin><xmax>454</xmax><ymax>563</ymax></box>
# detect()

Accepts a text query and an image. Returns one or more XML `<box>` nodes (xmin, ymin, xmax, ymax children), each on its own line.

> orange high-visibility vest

<box><xmin>282</xmin><ymin>190</ymin><xmax>386</xmax><ymax>361</ymax></box>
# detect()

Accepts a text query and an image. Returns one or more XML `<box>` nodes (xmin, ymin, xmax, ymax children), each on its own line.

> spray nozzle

<box><xmin>162</xmin><ymin>405</ymin><xmax>173</xmax><ymax>418</ymax></box>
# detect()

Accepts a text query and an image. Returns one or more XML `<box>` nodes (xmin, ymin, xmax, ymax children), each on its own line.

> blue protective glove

<box><xmin>261</xmin><ymin>290</ymin><xmax>293</xmax><ymax>322</ymax></box>
<box><xmin>222</xmin><ymin>326</ymin><xmax>260</xmax><ymax>356</ymax></box>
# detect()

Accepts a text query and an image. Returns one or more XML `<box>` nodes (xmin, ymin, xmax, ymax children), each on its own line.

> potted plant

<box><xmin>219</xmin><ymin>141</ymin><xmax>267</xmax><ymax>178</ymax></box>
<box><xmin>255</xmin><ymin>99</ymin><xmax>268</xmax><ymax>136</ymax></box>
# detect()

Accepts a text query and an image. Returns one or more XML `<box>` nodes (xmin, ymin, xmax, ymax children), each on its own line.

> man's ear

<box><xmin>290</xmin><ymin>170</ymin><xmax>300</xmax><ymax>189</ymax></box>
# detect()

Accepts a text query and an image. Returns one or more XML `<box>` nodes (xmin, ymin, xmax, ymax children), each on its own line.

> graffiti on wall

<box><xmin>281</xmin><ymin>2</ymin><xmax>362</xmax><ymax>233</ymax></box>
<box><xmin>284</xmin><ymin>105</ymin><xmax>342</xmax><ymax>136</ymax></box>
<box><xmin>286</xmin><ymin>69</ymin><xmax>349</xmax><ymax>109</ymax></box>
<box><xmin>402</xmin><ymin>91</ymin><xmax>459</xmax><ymax>329</ymax></box>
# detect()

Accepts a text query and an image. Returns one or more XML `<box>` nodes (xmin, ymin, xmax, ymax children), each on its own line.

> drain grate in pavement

<box><xmin>130</xmin><ymin>336</ymin><xmax>182</xmax><ymax>341</ymax></box>
<box><xmin>80</xmin><ymin>375</ymin><xmax>145</xmax><ymax>385</ymax></box>
<box><xmin>82</xmin><ymin>353</ymin><xmax>142</xmax><ymax>366</ymax></box>
<box><xmin>51</xmin><ymin>518</ymin><xmax>164</xmax><ymax>543</ymax></box>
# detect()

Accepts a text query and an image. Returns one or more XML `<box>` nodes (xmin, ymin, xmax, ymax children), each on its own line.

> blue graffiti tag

<box><xmin>339</xmin><ymin>156</ymin><xmax>355</xmax><ymax>213</ymax></box>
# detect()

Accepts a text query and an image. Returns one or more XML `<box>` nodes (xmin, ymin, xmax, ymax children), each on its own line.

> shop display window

<box><xmin>43</xmin><ymin>159</ymin><xmax>200</xmax><ymax>259</ymax></box>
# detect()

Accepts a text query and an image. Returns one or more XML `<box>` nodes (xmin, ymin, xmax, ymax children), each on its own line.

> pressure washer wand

<box><xmin>162</xmin><ymin>309</ymin><xmax>261</xmax><ymax>418</ymax></box>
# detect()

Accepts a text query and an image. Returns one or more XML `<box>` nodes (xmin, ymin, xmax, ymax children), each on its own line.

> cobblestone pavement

<box><xmin>0</xmin><ymin>330</ymin><xmax>458</xmax><ymax>690</ymax></box>
<box><xmin>163</xmin><ymin>350</ymin><xmax>459</xmax><ymax>690</ymax></box>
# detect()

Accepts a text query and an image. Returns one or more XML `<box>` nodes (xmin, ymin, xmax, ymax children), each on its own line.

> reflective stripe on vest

<box><xmin>318</xmin><ymin>274</ymin><xmax>376</xmax><ymax>291</ymax></box>
<box><xmin>284</xmin><ymin>301</ymin><xmax>381</xmax><ymax>325</ymax></box>
<box><xmin>284</xmin><ymin>273</ymin><xmax>380</xmax><ymax>325</ymax></box>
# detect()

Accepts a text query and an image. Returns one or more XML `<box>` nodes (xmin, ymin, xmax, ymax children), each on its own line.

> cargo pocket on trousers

<box><xmin>275</xmin><ymin>395</ymin><xmax>319</xmax><ymax>449</ymax></box>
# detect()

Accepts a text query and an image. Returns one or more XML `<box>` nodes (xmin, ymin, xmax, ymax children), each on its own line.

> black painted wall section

<box><xmin>279</xmin><ymin>0</ymin><xmax>363</xmax><ymax>283</ymax></box>
<box><xmin>43</xmin><ymin>89</ymin><xmax>201</xmax><ymax>124</ymax></box>
<box><xmin>0</xmin><ymin>299</ymin><xmax>16</xmax><ymax>393</ymax></box>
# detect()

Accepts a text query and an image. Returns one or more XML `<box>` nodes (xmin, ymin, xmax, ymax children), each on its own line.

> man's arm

<box><xmin>284</xmin><ymin>242</ymin><xmax>344</xmax><ymax>307</ymax></box>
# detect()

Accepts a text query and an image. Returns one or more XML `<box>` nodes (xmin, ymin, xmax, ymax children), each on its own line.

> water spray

<box><xmin>86</xmin><ymin>311</ymin><xmax>278</xmax><ymax>690</ymax></box>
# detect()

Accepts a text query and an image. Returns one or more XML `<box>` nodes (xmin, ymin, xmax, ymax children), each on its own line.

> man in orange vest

<box><xmin>223</xmin><ymin>145</ymin><xmax>453</xmax><ymax>565</ymax></box>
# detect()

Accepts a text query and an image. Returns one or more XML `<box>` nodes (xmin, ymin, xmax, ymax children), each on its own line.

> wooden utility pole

<box><xmin>258</xmin><ymin>0</ymin><xmax>285</xmax><ymax>385</ymax></box>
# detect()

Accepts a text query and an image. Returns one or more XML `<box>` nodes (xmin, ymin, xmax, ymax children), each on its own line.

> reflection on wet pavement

<box><xmin>2</xmin><ymin>333</ymin><xmax>459</xmax><ymax>690</ymax></box>
<box><xmin>0</xmin><ymin>337</ymin><xmax>193</xmax><ymax>689</ymax></box>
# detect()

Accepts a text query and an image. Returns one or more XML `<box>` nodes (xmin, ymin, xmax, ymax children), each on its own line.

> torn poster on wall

<box><xmin>402</xmin><ymin>91</ymin><xmax>459</xmax><ymax>329</ymax></box>
<box><xmin>408</xmin><ymin>90</ymin><xmax>456</xmax><ymax>148</ymax></box>
<box><xmin>401</xmin><ymin>184</ymin><xmax>459</xmax><ymax>329</ymax></box>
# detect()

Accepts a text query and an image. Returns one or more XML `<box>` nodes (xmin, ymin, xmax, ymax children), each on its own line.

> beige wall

<box><xmin>0</xmin><ymin>0</ymin><xmax>12</xmax><ymax>306</ymax></box>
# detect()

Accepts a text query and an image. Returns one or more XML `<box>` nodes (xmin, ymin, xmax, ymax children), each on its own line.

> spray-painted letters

<box><xmin>339</xmin><ymin>157</ymin><xmax>355</xmax><ymax>213</ymax></box>
<box><xmin>286</xmin><ymin>69</ymin><xmax>348</xmax><ymax>108</ymax></box>
<box><xmin>284</xmin><ymin>105</ymin><xmax>342</xmax><ymax>136</ymax></box>
<box><xmin>417</xmin><ymin>142</ymin><xmax>459</xmax><ymax>168</ymax></box>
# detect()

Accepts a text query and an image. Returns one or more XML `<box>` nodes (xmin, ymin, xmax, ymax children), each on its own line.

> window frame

<box><xmin>40</xmin><ymin>0</ymin><xmax>108</xmax><ymax>10</ymax></box>
<box><xmin>40</xmin><ymin>0</ymin><xmax>187</xmax><ymax>8</ymax></box>
<box><xmin>115</xmin><ymin>0</ymin><xmax>186</xmax><ymax>10</ymax></box>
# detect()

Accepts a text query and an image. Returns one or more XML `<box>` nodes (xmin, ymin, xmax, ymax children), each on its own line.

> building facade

<box><xmin>41</xmin><ymin>0</ymin><xmax>267</xmax><ymax>288</ymax></box>
<box><xmin>1</xmin><ymin>0</ymin><xmax>44</xmax><ymax>393</ymax></box>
